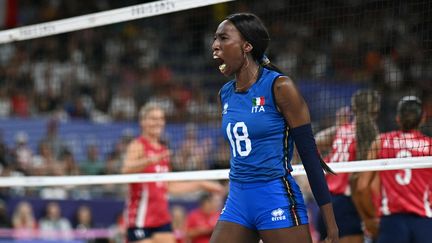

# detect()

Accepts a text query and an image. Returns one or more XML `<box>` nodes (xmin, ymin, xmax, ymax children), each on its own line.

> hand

<box><xmin>147</xmin><ymin>150</ymin><xmax>171</xmax><ymax>165</ymax></box>
<box><xmin>158</xmin><ymin>150</ymin><xmax>171</xmax><ymax>161</ymax></box>
<box><xmin>324</xmin><ymin>226</ymin><xmax>339</xmax><ymax>243</ymax></box>
<box><xmin>363</xmin><ymin>217</ymin><xmax>379</xmax><ymax>238</ymax></box>
<box><xmin>320</xmin><ymin>203</ymin><xmax>339</xmax><ymax>243</ymax></box>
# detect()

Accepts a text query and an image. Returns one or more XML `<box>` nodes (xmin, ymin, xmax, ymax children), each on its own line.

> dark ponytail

<box><xmin>352</xmin><ymin>90</ymin><xmax>381</xmax><ymax>160</ymax></box>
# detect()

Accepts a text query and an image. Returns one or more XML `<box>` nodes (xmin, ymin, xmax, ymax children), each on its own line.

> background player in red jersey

<box><xmin>122</xmin><ymin>103</ymin><xmax>224</xmax><ymax>243</ymax></box>
<box><xmin>316</xmin><ymin>90</ymin><xmax>381</xmax><ymax>243</ymax></box>
<box><xmin>356</xmin><ymin>96</ymin><xmax>432</xmax><ymax>243</ymax></box>
<box><xmin>186</xmin><ymin>193</ymin><xmax>220</xmax><ymax>243</ymax></box>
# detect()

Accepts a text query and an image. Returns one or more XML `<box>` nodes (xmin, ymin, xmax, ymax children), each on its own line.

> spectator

<box><xmin>12</xmin><ymin>202</ymin><xmax>37</xmax><ymax>232</ymax></box>
<box><xmin>209</xmin><ymin>137</ymin><xmax>230</xmax><ymax>170</ymax></box>
<box><xmin>12</xmin><ymin>131</ymin><xmax>33</xmax><ymax>174</ymax></box>
<box><xmin>104</xmin><ymin>151</ymin><xmax>122</xmax><ymax>175</ymax></box>
<box><xmin>174</xmin><ymin>123</ymin><xmax>213</xmax><ymax>171</ymax></box>
<box><xmin>0</xmin><ymin>87</ymin><xmax>11</xmax><ymax>117</ymax></box>
<box><xmin>0</xmin><ymin>200</ymin><xmax>11</xmax><ymax>228</ymax></box>
<box><xmin>0</xmin><ymin>163</ymin><xmax>26</xmax><ymax>197</ymax></box>
<box><xmin>39</xmin><ymin>202</ymin><xmax>72</xmax><ymax>240</ymax></box>
<box><xmin>109</xmin><ymin>87</ymin><xmax>137</xmax><ymax>121</ymax></box>
<box><xmin>102</xmin><ymin>150</ymin><xmax>126</xmax><ymax>198</ymax></box>
<box><xmin>31</xmin><ymin>141</ymin><xmax>62</xmax><ymax>176</ymax></box>
<box><xmin>186</xmin><ymin>193</ymin><xmax>220</xmax><ymax>243</ymax></box>
<box><xmin>60</xmin><ymin>149</ymin><xmax>80</xmax><ymax>176</ymax></box>
<box><xmin>0</xmin><ymin>130</ymin><xmax>10</xmax><ymax>171</ymax></box>
<box><xmin>10</xmin><ymin>88</ymin><xmax>30</xmax><ymax>118</ymax></box>
<box><xmin>41</xmin><ymin>119</ymin><xmax>67</xmax><ymax>159</ymax></box>
<box><xmin>80</xmin><ymin>144</ymin><xmax>104</xmax><ymax>175</ymax></box>
<box><xmin>67</xmin><ymin>96</ymin><xmax>92</xmax><ymax>119</ymax></box>
<box><xmin>74</xmin><ymin>205</ymin><xmax>93</xmax><ymax>230</ymax></box>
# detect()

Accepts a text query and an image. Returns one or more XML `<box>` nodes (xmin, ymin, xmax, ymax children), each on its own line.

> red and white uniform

<box><xmin>324</xmin><ymin>123</ymin><xmax>357</xmax><ymax>195</ymax></box>
<box><xmin>377</xmin><ymin>130</ymin><xmax>432</xmax><ymax>218</ymax></box>
<box><xmin>186</xmin><ymin>209</ymin><xmax>219</xmax><ymax>243</ymax></box>
<box><xmin>126</xmin><ymin>137</ymin><xmax>171</xmax><ymax>228</ymax></box>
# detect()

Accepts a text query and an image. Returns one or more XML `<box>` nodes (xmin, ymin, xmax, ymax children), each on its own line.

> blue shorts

<box><xmin>317</xmin><ymin>194</ymin><xmax>362</xmax><ymax>240</ymax></box>
<box><xmin>219</xmin><ymin>174</ymin><xmax>308</xmax><ymax>230</ymax></box>
<box><xmin>127</xmin><ymin>223</ymin><xmax>172</xmax><ymax>241</ymax></box>
<box><xmin>378</xmin><ymin>214</ymin><xmax>432</xmax><ymax>243</ymax></box>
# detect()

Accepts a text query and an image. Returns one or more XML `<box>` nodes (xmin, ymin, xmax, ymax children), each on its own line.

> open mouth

<box><xmin>213</xmin><ymin>55</ymin><xmax>226</xmax><ymax>73</ymax></box>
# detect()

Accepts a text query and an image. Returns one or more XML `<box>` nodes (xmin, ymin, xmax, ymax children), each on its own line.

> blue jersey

<box><xmin>220</xmin><ymin>67</ymin><xmax>294</xmax><ymax>182</ymax></box>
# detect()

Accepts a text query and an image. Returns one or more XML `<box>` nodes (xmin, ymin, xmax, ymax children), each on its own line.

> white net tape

<box><xmin>1</xmin><ymin>156</ymin><xmax>431</xmax><ymax>187</ymax></box>
<box><xmin>0</xmin><ymin>0</ymin><xmax>233</xmax><ymax>44</ymax></box>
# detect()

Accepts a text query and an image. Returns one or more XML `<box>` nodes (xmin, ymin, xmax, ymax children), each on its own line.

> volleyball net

<box><xmin>0</xmin><ymin>0</ymin><xmax>431</xmax><ymax>242</ymax></box>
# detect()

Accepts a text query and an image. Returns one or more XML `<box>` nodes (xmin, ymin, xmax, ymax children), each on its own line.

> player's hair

<box><xmin>351</xmin><ymin>90</ymin><xmax>381</xmax><ymax>160</ymax></box>
<box><xmin>226</xmin><ymin>13</ymin><xmax>282</xmax><ymax>73</ymax></box>
<box><xmin>198</xmin><ymin>192</ymin><xmax>213</xmax><ymax>206</ymax></box>
<box><xmin>397</xmin><ymin>96</ymin><xmax>423</xmax><ymax>131</ymax></box>
<box><xmin>138</xmin><ymin>102</ymin><xmax>164</xmax><ymax>120</ymax></box>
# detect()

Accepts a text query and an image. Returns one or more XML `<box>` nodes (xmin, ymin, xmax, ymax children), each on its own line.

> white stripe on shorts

<box><xmin>136</xmin><ymin>184</ymin><xmax>149</xmax><ymax>228</ymax></box>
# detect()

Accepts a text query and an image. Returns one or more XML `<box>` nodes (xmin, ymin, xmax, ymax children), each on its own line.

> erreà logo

<box><xmin>251</xmin><ymin>96</ymin><xmax>265</xmax><ymax>113</ymax></box>
<box><xmin>271</xmin><ymin>208</ymin><xmax>286</xmax><ymax>221</ymax></box>
<box><xmin>222</xmin><ymin>103</ymin><xmax>228</xmax><ymax>115</ymax></box>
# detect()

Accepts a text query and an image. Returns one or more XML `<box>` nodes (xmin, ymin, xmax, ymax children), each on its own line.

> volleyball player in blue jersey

<box><xmin>210</xmin><ymin>13</ymin><xmax>338</xmax><ymax>243</ymax></box>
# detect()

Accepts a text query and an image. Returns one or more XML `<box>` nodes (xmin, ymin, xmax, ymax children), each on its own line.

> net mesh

<box><xmin>0</xmin><ymin>0</ymin><xmax>431</xmax><ymax>242</ymax></box>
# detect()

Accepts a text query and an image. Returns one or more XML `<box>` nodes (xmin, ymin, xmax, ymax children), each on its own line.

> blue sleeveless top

<box><xmin>220</xmin><ymin>67</ymin><xmax>294</xmax><ymax>182</ymax></box>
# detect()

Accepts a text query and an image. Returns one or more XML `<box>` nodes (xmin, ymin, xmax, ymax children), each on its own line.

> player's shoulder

<box><xmin>129</xmin><ymin>138</ymin><xmax>142</xmax><ymax>147</ymax></box>
<box><xmin>220</xmin><ymin>80</ymin><xmax>235</xmax><ymax>93</ymax></box>
<box><xmin>380</xmin><ymin>130</ymin><xmax>399</xmax><ymax>139</ymax></box>
<box><xmin>413</xmin><ymin>130</ymin><xmax>432</xmax><ymax>141</ymax></box>
<box><xmin>128</xmin><ymin>137</ymin><xmax>145</xmax><ymax>151</ymax></box>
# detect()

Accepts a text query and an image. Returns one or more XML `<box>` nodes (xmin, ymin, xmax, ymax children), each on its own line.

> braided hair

<box><xmin>351</xmin><ymin>90</ymin><xmax>381</xmax><ymax>160</ymax></box>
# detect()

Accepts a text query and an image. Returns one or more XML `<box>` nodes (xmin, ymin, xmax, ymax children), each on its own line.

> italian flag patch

<box><xmin>252</xmin><ymin>96</ymin><xmax>265</xmax><ymax>106</ymax></box>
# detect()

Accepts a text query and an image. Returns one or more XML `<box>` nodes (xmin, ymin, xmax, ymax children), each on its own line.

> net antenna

<box><xmin>0</xmin><ymin>0</ymin><xmax>234</xmax><ymax>44</ymax></box>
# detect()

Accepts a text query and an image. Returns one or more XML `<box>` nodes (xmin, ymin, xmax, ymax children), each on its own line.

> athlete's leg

<box><xmin>259</xmin><ymin>224</ymin><xmax>312</xmax><ymax>243</ymax></box>
<box><xmin>152</xmin><ymin>232</ymin><xmax>176</xmax><ymax>243</ymax></box>
<box><xmin>210</xmin><ymin>221</ymin><xmax>260</xmax><ymax>243</ymax></box>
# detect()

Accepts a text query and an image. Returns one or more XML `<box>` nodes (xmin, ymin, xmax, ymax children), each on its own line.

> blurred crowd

<box><xmin>0</xmin><ymin>0</ymin><xmax>430</xmax><ymax>127</ymax></box>
<box><xmin>0</xmin><ymin>192</ymin><xmax>228</xmax><ymax>243</ymax></box>
<box><xmin>0</xmin><ymin>199</ymin><xmax>126</xmax><ymax>242</ymax></box>
<box><xmin>0</xmin><ymin>119</ymin><xmax>231</xmax><ymax>200</ymax></box>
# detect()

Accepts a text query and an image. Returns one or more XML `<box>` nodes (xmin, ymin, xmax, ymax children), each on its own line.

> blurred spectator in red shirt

<box><xmin>186</xmin><ymin>193</ymin><xmax>220</xmax><ymax>243</ymax></box>
<box><xmin>10</xmin><ymin>89</ymin><xmax>30</xmax><ymax>118</ymax></box>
